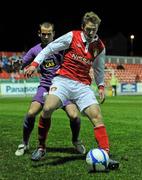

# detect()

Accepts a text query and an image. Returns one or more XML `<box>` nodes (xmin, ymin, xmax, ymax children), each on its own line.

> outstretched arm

<box><xmin>24</xmin><ymin>32</ymin><xmax>72</xmax><ymax>78</ymax></box>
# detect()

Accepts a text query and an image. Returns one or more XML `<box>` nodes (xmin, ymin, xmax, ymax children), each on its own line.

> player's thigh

<box><xmin>84</xmin><ymin>104</ymin><xmax>102</xmax><ymax>120</ymax></box>
<box><xmin>49</xmin><ymin>77</ymin><xmax>71</xmax><ymax>104</ymax></box>
<box><xmin>28</xmin><ymin>101</ymin><xmax>42</xmax><ymax>115</ymax></box>
<box><xmin>44</xmin><ymin>94</ymin><xmax>62</xmax><ymax>111</ymax></box>
<box><xmin>75</xmin><ymin>86</ymin><xmax>99</xmax><ymax>112</ymax></box>
<box><xmin>65</xmin><ymin>103</ymin><xmax>79</xmax><ymax>119</ymax></box>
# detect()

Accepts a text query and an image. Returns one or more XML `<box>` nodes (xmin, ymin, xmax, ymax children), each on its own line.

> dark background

<box><xmin>0</xmin><ymin>1</ymin><xmax>141</xmax><ymax>56</ymax></box>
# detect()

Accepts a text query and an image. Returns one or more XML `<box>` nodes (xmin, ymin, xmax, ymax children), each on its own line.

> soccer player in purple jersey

<box><xmin>15</xmin><ymin>22</ymin><xmax>86</xmax><ymax>156</ymax></box>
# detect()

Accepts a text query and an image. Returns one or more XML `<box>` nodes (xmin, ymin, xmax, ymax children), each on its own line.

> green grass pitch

<box><xmin>0</xmin><ymin>96</ymin><xmax>142</xmax><ymax>179</ymax></box>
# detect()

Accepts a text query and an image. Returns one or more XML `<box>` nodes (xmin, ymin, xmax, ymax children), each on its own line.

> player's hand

<box><xmin>12</xmin><ymin>60</ymin><xmax>22</xmax><ymax>71</ymax></box>
<box><xmin>98</xmin><ymin>85</ymin><xmax>105</xmax><ymax>104</ymax></box>
<box><xmin>24</xmin><ymin>66</ymin><xmax>36</xmax><ymax>78</ymax></box>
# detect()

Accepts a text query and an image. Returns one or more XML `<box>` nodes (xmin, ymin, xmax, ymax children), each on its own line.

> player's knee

<box><xmin>27</xmin><ymin>110</ymin><xmax>36</xmax><ymax>117</ymax></box>
<box><xmin>68</xmin><ymin>111</ymin><xmax>78</xmax><ymax>120</ymax></box>
<box><xmin>43</xmin><ymin>105</ymin><xmax>50</xmax><ymax>113</ymax></box>
<box><xmin>91</xmin><ymin>114</ymin><xmax>103</xmax><ymax>126</ymax></box>
<box><xmin>42</xmin><ymin>104</ymin><xmax>54</xmax><ymax>117</ymax></box>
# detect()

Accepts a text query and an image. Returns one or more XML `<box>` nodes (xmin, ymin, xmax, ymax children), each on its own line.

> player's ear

<box><xmin>53</xmin><ymin>31</ymin><xmax>55</xmax><ymax>37</ymax></box>
<box><xmin>38</xmin><ymin>30</ymin><xmax>41</xmax><ymax>37</ymax></box>
<box><xmin>81</xmin><ymin>24</ymin><xmax>84</xmax><ymax>30</ymax></box>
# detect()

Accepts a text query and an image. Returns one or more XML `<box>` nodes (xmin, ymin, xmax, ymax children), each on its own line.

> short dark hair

<box><xmin>82</xmin><ymin>11</ymin><xmax>101</xmax><ymax>27</ymax></box>
<box><xmin>39</xmin><ymin>22</ymin><xmax>54</xmax><ymax>31</ymax></box>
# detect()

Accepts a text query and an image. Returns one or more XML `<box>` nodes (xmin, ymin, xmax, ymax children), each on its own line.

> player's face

<box><xmin>40</xmin><ymin>26</ymin><xmax>55</xmax><ymax>46</ymax></box>
<box><xmin>83</xmin><ymin>21</ymin><xmax>98</xmax><ymax>42</ymax></box>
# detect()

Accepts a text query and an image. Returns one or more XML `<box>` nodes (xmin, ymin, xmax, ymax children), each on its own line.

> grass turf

<box><xmin>0</xmin><ymin>96</ymin><xmax>142</xmax><ymax>179</ymax></box>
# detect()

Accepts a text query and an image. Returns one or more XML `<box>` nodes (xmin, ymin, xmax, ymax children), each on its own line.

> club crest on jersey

<box><xmin>77</xmin><ymin>43</ymin><xmax>82</xmax><ymax>48</ymax></box>
<box><xmin>50</xmin><ymin>86</ymin><xmax>57</xmax><ymax>92</ymax></box>
<box><xmin>93</xmin><ymin>49</ymin><xmax>99</xmax><ymax>57</ymax></box>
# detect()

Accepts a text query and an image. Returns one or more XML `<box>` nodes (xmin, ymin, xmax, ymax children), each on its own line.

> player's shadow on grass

<box><xmin>31</xmin><ymin>146</ymin><xmax>86</xmax><ymax>168</ymax></box>
<box><xmin>30</xmin><ymin>146</ymin><xmax>83</xmax><ymax>155</ymax></box>
<box><xmin>32</xmin><ymin>154</ymin><xmax>85</xmax><ymax>168</ymax></box>
<box><xmin>46</xmin><ymin>146</ymin><xmax>82</xmax><ymax>154</ymax></box>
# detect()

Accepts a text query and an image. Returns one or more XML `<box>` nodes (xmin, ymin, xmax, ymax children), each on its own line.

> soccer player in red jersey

<box><xmin>25</xmin><ymin>11</ymin><xmax>119</xmax><ymax>170</ymax></box>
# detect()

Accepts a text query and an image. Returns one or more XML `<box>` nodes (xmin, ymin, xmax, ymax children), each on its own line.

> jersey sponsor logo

<box><xmin>72</xmin><ymin>53</ymin><xmax>91</xmax><ymax>65</ymax></box>
<box><xmin>43</xmin><ymin>59</ymin><xmax>56</xmax><ymax>68</ymax></box>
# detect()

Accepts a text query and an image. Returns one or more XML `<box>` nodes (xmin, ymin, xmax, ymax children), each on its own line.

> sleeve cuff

<box><xmin>98</xmin><ymin>85</ymin><xmax>105</xmax><ymax>90</ymax></box>
<box><xmin>31</xmin><ymin>61</ymin><xmax>39</xmax><ymax>67</ymax></box>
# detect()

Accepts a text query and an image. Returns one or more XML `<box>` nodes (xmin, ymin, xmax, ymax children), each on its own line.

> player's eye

<box><xmin>41</xmin><ymin>33</ymin><xmax>52</xmax><ymax>37</ymax></box>
<box><xmin>85</xmin><ymin>28</ymin><xmax>96</xmax><ymax>33</ymax></box>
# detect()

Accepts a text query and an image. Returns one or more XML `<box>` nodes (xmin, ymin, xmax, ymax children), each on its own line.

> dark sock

<box><xmin>38</xmin><ymin>116</ymin><xmax>51</xmax><ymax>149</ymax></box>
<box><xmin>70</xmin><ymin>117</ymin><xmax>81</xmax><ymax>142</ymax></box>
<box><xmin>23</xmin><ymin>115</ymin><xmax>35</xmax><ymax>145</ymax></box>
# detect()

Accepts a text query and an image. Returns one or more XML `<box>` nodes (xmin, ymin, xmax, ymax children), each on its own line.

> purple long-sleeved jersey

<box><xmin>23</xmin><ymin>43</ymin><xmax>62</xmax><ymax>87</ymax></box>
<box><xmin>22</xmin><ymin>43</ymin><xmax>64</xmax><ymax>105</ymax></box>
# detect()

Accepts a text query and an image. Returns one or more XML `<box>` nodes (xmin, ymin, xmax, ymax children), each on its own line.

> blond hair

<box><xmin>82</xmin><ymin>11</ymin><xmax>101</xmax><ymax>27</ymax></box>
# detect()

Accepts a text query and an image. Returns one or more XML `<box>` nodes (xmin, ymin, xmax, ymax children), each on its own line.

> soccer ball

<box><xmin>86</xmin><ymin>148</ymin><xmax>109</xmax><ymax>172</ymax></box>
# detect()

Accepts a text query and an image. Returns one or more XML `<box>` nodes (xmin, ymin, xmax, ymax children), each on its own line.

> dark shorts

<box><xmin>62</xmin><ymin>99</ymin><xmax>72</xmax><ymax>107</ymax></box>
<box><xmin>32</xmin><ymin>86</ymin><xmax>50</xmax><ymax>105</ymax></box>
<box><xmin>33</xmin><ymin>86</ymin><xmax>73</xmax><ymax>108</ymax></box>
